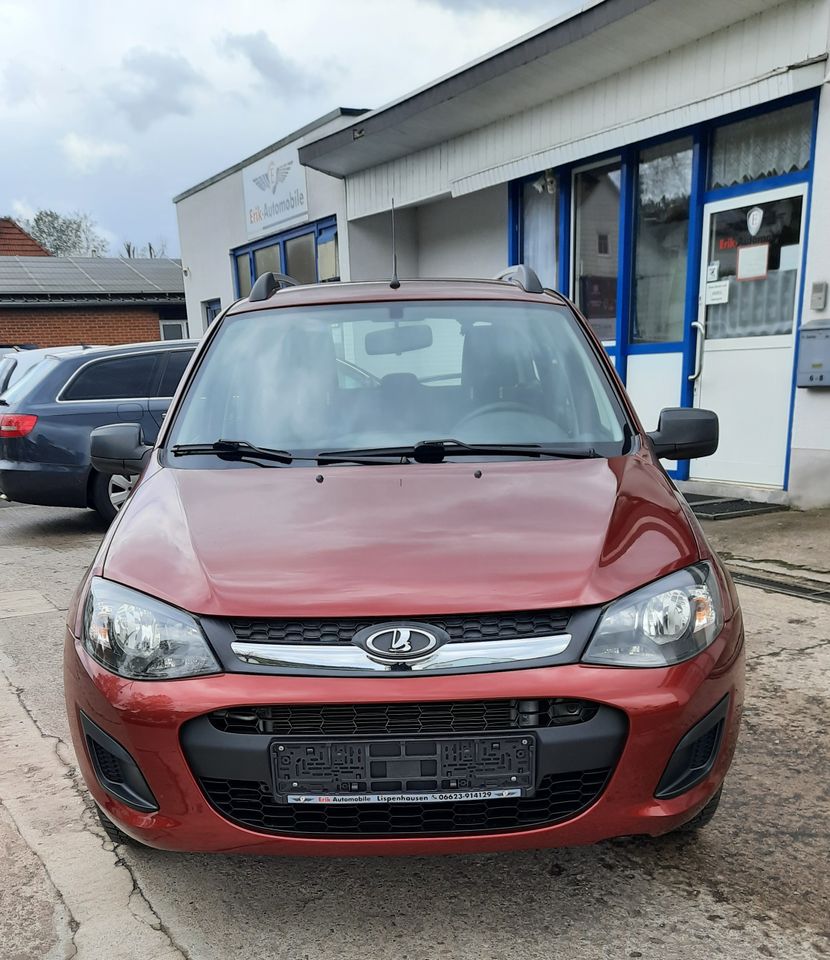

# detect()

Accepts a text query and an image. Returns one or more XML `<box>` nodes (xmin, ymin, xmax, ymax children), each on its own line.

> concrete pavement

<box><xmin>0</xmin><ymin>501</ymin><xmax>828</xmax><ymax>960</ymax></box>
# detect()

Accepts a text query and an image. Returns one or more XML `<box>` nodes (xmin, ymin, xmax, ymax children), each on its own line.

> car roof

<box><xmin>38</xmin><ymin>339</ymin><xmax>199</xmax><ymax>362</ymax></box>
<box><xmin>0</xmin><ymin>344</ymin><xmax>100</xmax><ymax>362</ymax></box>
<box><xmin>226</xmin><ymin>278</ymin><xmax>568</xmax><ymax>316</ymax></box>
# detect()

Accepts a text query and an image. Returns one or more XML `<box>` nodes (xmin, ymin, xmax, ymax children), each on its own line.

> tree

<box><xmin>18</xmin><ymin>210</ymin><xmax>109</xmax><ymax>257</ymax></box>
<box><xmin>121</xmin><ymin>239</ymin><xmax>168</xmax><ymax>259</ymax></box>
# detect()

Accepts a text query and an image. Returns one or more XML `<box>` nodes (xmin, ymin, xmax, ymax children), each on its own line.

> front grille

<box><xmin>199</xmin><ymin>768</ymin><xmax>611</xmax><ymax>837</ymax></box>
<box><xmin>229</xmin><ymin>609</ymin><xmax>570</xmax><ymax>645</ymax></box>
<box><xmin>209</xmin><ymin>699</ymin><xmax>599</xmax><ymax>736</ymax></box>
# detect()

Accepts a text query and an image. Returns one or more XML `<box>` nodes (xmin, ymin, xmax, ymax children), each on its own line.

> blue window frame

<box><xmin>231</xmin><ymin>216</ymin><xmax>339</xmax><ymax>296</ymax></box>
<box><xmin>509</xmin><ymin>90</ymin><xmax>819</xmax><ymax>484</ymax></box>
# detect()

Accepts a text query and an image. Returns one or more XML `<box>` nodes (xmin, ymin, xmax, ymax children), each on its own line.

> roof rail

<box><xmin>493</xmin><ymin>264</ymin><xmax>544</xmax><ymax>295</ymax></box>
<box><xmin>248</xmin><ymin>271</ymin><xmax>300</xmax><ymax>302</ymax></box>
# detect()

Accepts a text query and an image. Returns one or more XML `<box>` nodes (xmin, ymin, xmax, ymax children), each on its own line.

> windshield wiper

<box><xmin>318</xmin><ymin>438</ymin><xmax>598</xmax><ymax>465</ymax></box>
<box><xmin>170</xmin><ymin>439</ymin><xmax>293</xmax><ymax>464</ymax></box>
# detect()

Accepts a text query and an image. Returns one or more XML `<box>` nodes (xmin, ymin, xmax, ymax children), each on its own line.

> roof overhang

<box><xmin>299</xmin><ymin>0</ymin><xmax>791</xmax><ymax>178</ymax></box>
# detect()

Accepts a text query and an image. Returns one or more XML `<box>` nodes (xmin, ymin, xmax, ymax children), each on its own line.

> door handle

<box><xmin>688</xmin><ymin>321</ymin><xmax>705</xmax><ymax>382</ymax></box>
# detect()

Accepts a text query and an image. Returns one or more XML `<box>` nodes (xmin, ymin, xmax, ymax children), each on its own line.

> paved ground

<box><xmin>0</xmin><ymin>501</ymin><xmax>828</xmax><ymax>960</ymax></box>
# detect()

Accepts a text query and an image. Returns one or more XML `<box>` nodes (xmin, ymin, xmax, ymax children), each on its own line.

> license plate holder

<box><xmin>271</xmin><ymin>734</ymin><xmax>536</xmax><ymax>804</ymax></box>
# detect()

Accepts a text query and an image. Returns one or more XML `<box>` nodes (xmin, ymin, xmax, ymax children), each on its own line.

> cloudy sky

<box><xmin>0</xmin><ymin>0</ymin><xmax>577</xmax><ymax>257</ymax></box>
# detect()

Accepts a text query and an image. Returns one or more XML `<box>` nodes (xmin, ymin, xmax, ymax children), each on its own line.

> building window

<box><xmin>203</xmin><ymin>299</ymin><xmax>221</xmax><ymax>325</ymax></box>
<box><xmin>631</xmin><ymin>137</ymin><xmax>693</xmax><ymax>344</ymax></box>
<box><xmin>235</xmin><ymin>253</ymin><xmax>252</xmax><ymax>297</ymax></box>
<box><xmin>709</xmin><ymin>101</ymin><xmax>812</xmax><ymax>190</ymax></box>
<box><xmin>597</xmin><ymin>233</ymin><xmax>609</xmax><ymax>256</ymax></box>
<box><xmin>160</xmin><ymin>319</ymin><xmax>188</xmax><ymax>340</ymax></box>
<box><xmin>573</xmin><ymin>160</ymin><xmax>621</xmax><ymax>342</ymax></box>
<box><xmin>522</xmin><ymin>174</ymin><xmax>557</xmax><ymax>289</ymax></box>
<box><xmin>317</xmin><ymin>224</ymin><xmax>339</xmax><ymax>282</ymax></box>
<box><xmin>232</xmin><ymin>217</ymin><xmax>339</xmax><ymax>296</ymax></box>
<box><xmin>253</xmin><ymin>244</ymin><xmax>280</xmax><ymax>279</ymax></box>
<box><xmin>284</xmin><ymin>233</ymin><xmax>316</xmax><ymax>284</ymax></box>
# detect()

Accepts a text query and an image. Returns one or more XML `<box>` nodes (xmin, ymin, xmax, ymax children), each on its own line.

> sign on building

<box><xmin>242</xmin><ymin>145</ymin><xmax>309</xmax><ymax>239</ymax></box>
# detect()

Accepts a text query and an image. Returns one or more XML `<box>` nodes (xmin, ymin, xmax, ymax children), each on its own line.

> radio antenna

<box><xmin>389</xmin><ymin>198</ymin><xmax>400</xmax><ymax>289</ymax></box>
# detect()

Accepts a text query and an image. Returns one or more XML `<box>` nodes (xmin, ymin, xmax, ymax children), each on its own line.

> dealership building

<box><xmin>175</xmin><ymin>0</ymin><xmax>830</xmax><ymax>508</ymax></box>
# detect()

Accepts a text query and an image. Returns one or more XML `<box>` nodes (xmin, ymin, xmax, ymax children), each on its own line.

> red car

<box><xmin>64</xmin><ymin>267</ymin><xmax>743</xmax><ymax>856</ymax></box>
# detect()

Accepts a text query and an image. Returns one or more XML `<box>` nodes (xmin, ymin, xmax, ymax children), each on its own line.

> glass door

<box><xmin>690</xmin><ymin>185</ymin><xmax>807</xmax><ymax>487</ymax></box>
<box><xmin>572</xmin><ymin>159</ymin><xmax>621</xmax><ymax>343</ymax></box>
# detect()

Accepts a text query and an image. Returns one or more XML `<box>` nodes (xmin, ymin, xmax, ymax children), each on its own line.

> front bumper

<box><xmin>64</xmin><ymin>615</ymin><xmax>744</xmax><ymax>856</ymax></box>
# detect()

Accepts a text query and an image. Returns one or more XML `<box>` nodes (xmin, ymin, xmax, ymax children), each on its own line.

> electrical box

<box><xmin>810</xmin><ymin>281</ymin><xmax>828</xmax><ymax>312</ymax></box>
<box><xmin>797</xmin><ymin>319</ymin><xmax>830</xmax><ymax>388</ymax></box>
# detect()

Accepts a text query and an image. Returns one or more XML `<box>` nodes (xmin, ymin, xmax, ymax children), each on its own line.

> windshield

<box><xmin>167</xmin><ymin>300</ymin><xmax>628</xmax><ymax>462</ymax></box>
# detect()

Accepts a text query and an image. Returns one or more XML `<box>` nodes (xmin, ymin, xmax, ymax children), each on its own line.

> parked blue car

<box><xmin>0</xmin><ymin>340</ymin><xmax>197</xmax><ymax>521</ymax></box>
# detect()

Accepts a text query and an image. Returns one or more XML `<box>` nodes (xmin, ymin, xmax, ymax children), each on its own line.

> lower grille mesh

<box><xmin>199</xmin><ymin>768</ymin><xmax>611</xmax><ymax>837</ymax></box>
<box><xmin>209</xmin><ymin>699</ymin><xmax>599</xmax><ymax>736</ymax></box>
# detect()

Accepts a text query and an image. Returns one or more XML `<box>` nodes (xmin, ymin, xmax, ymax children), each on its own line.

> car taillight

<box><xmin>0</xmin><ymin>414</ymin><xmax>38</xmax><ymax>438</ymax></box>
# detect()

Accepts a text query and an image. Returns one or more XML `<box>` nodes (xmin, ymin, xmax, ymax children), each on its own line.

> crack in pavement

<box><xmin>0</xmin><ymin>667</ymin><xmax>189</xmax><ymax>960</ymax></box>
<box><xmin>114</xmin><ymin>850</ymin><xmax>194</xmax><ymax>960</ymax></box>
<box><xmin>746</xmin><ymin>637</ymin><xmax>830</xmax><ymax>663</ymax></box>
<box><xmin>0</xmin><ymin>795</ymin><xmax>80</xmax><ymax>960</ymax></box>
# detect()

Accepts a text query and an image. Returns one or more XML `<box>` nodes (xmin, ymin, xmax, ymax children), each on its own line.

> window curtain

<box><xmin>710</xmin><ymin>102</ymin><xmax>812</xmax><ymax>190</ymax></box>
<box><xmin>522</xmin><ymin>178</ymin><xmax>557</xmax><ymax>289</ymax></box>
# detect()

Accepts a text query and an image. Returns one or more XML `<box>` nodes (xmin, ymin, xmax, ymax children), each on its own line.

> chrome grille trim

<box><xmin>231</xmin><ymin>633</ymin><xmax>572</xmax><ymax>674</ymax></box>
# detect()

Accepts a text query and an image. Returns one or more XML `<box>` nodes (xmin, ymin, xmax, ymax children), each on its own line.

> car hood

<box><xmin>102</xmin><ymin>454</ymin><xmax>699</xmax><ymax>617</ymax></box>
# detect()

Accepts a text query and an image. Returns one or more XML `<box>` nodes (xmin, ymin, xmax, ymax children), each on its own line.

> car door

<box><xmin>148</xmin><ymin>348</ymin><xmax>195</xmax><ymax>429</ymax></box>
<box><xmin>55</xmin><ymin>351</ymin><xmax>161</xmax><ymax>469</ymax></box>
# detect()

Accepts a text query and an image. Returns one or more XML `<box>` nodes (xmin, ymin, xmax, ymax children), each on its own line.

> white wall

<box><xmin>790</xmin><ymin>90</ymin><xmax>830</xmax><ymax>508</ymax></box>
<box><xmin>347</xmin><ymin>207</ymin><xmax>418</xmax><ymax>281</ymax></box>
<box><xmin>347</xmin><ymin>188</ymin><xmax>507</xmax><ymax>281</ymax></box>
<box><xmin>175</xmin><ymin>173</ymin><xmax>243</xmax><ymax>335</ymax></box>
<box><xmin>415</xmin><ymin>188</ymin><xmax>507</xmax><ymax>278</ymax></box>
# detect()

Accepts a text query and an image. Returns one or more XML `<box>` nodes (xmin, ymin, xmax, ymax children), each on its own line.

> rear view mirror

<box><xmin>364</xmin><ymin>324</ymin><xmax>432</xmax><ymax>355</ymax></box>
<box><xmin>647</xmin><ymin>408</ymin><xmax>718</xmax><ymax>460</ymax></box>
<box><xmin>90</xmin><ymin>423</ymin><xmax>152</xmax><ymax>475</ymax></box>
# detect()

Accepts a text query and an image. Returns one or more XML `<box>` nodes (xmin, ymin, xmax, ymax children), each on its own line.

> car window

<box><xmin>156</xmin><ymin>350</ymin><xmax>194</xmax><ymax>398</ymax></box>
<box><xmin>169</xmin><ymin>300</ymin><xmax>628</xmax><ymax>460</ymax></box>
<box><xmin>1</xmin><ymin>357</ymin><xmax>59</xmax><ymax>403</ymax></box>
<box><xmin>62</xmin><ymin>353</ymin><xmax>158</xmax><ymax>401</ymax></box>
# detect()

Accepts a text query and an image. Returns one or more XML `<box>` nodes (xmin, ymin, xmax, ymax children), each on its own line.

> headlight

<box><xmin>582</xmin><ymin>562</ymin><xmax>723</xmax><ymax>667</ymax></box>
<box><xmin>81</xmin><ymin>577</ymin><xmax>220</xmax><ymax>680</ymax></box>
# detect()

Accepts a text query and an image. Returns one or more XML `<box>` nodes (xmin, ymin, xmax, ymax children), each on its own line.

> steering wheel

<box><xmin>454</xmin><ymin>400</ymin><xmax>540</xmax><ymax>430</ymax></box>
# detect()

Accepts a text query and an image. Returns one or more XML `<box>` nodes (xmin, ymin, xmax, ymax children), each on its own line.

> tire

<box><xmin>96</xmin><ymin>806</ymin><xmax>140</xmax><ymax>847</ymax></box>
<box><xmin>90</xmin><ymin>470</ymin><xmax>136</xmax><ymax>524</ymax></box>
<box><xmin>672</xmin><ymin>786</ymin><xmax>723</xmax><ymax>835</ymax></box>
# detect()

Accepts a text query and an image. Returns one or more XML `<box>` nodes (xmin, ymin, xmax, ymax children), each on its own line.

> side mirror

<box><xmin>647</xmin><ymin>408</ymin><xmax>718</xmax><ymax>460</ymax></box>
<box><xmin>90</xmin><ymin>423</ymin><xmax>152</xmax><ymax>476</ymax></box>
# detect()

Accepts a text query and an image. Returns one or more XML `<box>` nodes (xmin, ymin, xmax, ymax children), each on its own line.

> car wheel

<box><xmin>91</xmin><ymin>470</ymin><xmax>136</xmax><ymax>523</ymax></box>
<box><xmin>671</xmin><ymin>786</ymin><xmax>723</xmax><ymax>835</ymax></box>
<box><xmin>96</xmin><ymin>806</ymin><xmax>141</xmax><ymax>847</ymax></box>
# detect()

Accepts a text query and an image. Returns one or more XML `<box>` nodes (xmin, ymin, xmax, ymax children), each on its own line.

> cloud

<box><xmin>60</xmin><ymin>133</ymin><xmax>128</xmax><ymax>174</ymax></box>
<box><xmin>2</xmin><ymin>60</ymin><xmax>38</xmax><ymax>106</ymax></box>
<box><xmin>110</xmin><ymin>48</ymin><xmax>206</xmax><ymax>131</ymax></box>
<box><xmin>10</xmin><ymin>198</ymin><xmax>36</xmax><ymax>221</ymax></box>
<box><xmin>221</xmin><ymin>31</ymin><xmax>320</xmax><ymax>94</ymax></box>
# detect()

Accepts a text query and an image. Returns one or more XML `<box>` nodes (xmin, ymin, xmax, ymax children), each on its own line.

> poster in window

<box><xmin>736</xmin><ymin>243</ymin><xmax>769</xmax><ymax>281</ymax></box>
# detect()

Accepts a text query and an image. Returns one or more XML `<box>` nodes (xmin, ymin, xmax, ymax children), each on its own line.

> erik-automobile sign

<box><xmin>243</xmin><ymin>145</ymin><xmax>308</xmax><ymax>238</ymax></box>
